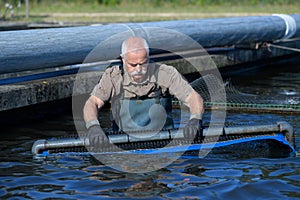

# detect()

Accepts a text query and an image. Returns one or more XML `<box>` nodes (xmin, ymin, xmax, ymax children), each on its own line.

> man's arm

<box><xmin>183</xmin><ymin>90</ymin><xmax>204</xmax><ymax>138</ymax></box>
<box><xmin>184</xmin><ymin>90</ymin><xmax>204</xmax><ymax>119</ymax></box>
<box><xmin>157</xmin><ymin>64</ymin><xmax>203</xmax><ymax>115</ymax></box>
<box><xmin>83</xmin><ymin>95</ymin><xmax>105</xmax><ymax>123</ymax></box>
<box><xmin>83</xmin><ymin>66</ymin><xmax>115</xmax><ymax>124</ymax></box>
<box><xmin>83</xmin><ymin>95</ymin><xmax>108</xmax><ymax>146</ymax></box>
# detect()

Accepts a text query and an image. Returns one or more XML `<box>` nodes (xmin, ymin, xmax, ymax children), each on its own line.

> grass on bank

<box><xmin>0</xmin><ymin>0</ymin><xmax>299</xmax><ymax>23</ymax></box>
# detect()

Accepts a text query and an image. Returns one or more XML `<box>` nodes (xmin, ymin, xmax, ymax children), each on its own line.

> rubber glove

<box><xmin>87</xmin><ymin>125</ymin><xmax>108</xmax><ymax>147</ymax></box>
<box><xmin>183</xmin><ymin>118</ymin><xmax>203</xmax><ymax>139</ymax></box>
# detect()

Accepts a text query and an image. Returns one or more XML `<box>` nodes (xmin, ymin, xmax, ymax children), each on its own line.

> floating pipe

<box><xmin>31</xmin><ymin>121</ymin><xmax>294</xmax><ymax>154</ymax></box>
<box><xmin>1</xmin><ymin>14</ymin><xmax>300</xmax><ymax>74</ymax></box>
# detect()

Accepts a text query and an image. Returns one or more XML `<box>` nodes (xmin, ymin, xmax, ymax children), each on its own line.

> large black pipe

<box><xmin>1</xmin><ymin>14</ymin><xmax>300</xmax><ymax>74</ymax></box>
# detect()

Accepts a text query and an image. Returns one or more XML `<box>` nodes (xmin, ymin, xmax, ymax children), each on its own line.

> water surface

<box><xmin>1</xmin><ymin>61</ymin><xmax>299</xmax><ymax>199</ymax></box>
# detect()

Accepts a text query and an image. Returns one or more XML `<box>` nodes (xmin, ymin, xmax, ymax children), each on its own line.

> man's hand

<box><xmin>183</xmin><ymin>118</ymin><xmax>202</xmax><ymax>139</ymax></box>
<box><xmin>87</xmin><ymin>125</ymin><xmax>109</xmax><ymax>147</ymax></box>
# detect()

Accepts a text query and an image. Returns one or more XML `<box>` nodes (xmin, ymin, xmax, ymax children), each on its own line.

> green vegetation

<box><xmin>1</xmin><ymin>0</ymin><xmax>299</xmax><ymax>23</ymax></box>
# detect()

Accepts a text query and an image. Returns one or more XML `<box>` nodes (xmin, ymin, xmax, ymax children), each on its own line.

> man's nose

<box><xmin>136</xmin><ymin>64</ymin><xmax>142</xmax><ymax>72</ymax></box>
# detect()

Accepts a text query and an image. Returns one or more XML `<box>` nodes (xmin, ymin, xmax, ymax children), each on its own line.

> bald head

<box><xmin>121</xmin><ymin>37</ymin><xmax>149</xmax><ymax>60</ymax></box>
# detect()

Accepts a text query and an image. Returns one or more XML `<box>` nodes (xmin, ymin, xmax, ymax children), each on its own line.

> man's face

<box><xmin>123</xmin><ymin>49</ymin><xmax>149</xmax><ymax>83</ymax></box>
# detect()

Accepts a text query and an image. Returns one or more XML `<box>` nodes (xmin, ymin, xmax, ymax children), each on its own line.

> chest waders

<box><xmin>111</xmin><ymin>68</ymin><xmax>174</xmax><ymax>131</ymax></box>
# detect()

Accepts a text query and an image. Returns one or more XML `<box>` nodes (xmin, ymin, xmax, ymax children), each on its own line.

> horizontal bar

<box><xmin>32</xmin><ymin>121</ymin><xmax>294</xmax><ymax>154</ymax></box>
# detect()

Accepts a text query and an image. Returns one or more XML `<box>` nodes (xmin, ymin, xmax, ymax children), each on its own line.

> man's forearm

<box><xmin>185</xmin><ymin>91</ymin><xmax>204</xmax><ymax>119</ymax></box>
<box><xmin>83</xmin><ymin>100</ymin><xmax>99</xmax><ymax>122</ymax></box>
<box><xmin>83</xmin><ymin>96</ymin><xmax>104</xmax><ymax>123</ymax></box>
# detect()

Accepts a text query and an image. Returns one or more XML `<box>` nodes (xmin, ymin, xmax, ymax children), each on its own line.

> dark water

<box><xmin>1</xmin><ymin>61</ymin><xmax>300</xmax><ymax>199</ymax></box>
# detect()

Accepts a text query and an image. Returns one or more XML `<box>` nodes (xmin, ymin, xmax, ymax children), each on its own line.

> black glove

<box><xmin>183</xmin><ymin>118</ymin><xmax>202</xmax><ymax>139</ymax></box>
<box><xmin>87</xmin><ymin>125</ymin><xmax>108</xmax><ymax>147</ymax></box>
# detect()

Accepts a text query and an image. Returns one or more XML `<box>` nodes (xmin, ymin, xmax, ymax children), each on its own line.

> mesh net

<box><xmin>39</xmin><ymin>131</ymin><xmax>293</xmax><ymax>158</ymax></box>
<box><xmin>187</xmin><ymin>74</ymin><xmax>300</xmax><ymax>113</ymax></box>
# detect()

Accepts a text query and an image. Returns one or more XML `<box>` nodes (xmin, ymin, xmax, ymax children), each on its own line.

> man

<box><xmin>83</xmin><ymin>36</ymin><xmax>204</xmax><ymax>146</ymax></box>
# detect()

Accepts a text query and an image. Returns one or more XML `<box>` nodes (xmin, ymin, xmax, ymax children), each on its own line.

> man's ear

<box><xmin>120</xmin><ymin>54</ymin><xmax>125</xmax><ymax>62</ymax></box>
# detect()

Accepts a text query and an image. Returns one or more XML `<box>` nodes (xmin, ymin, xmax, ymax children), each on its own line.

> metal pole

<box><xmin>25</xmin><ymin>0</ymin><xmax>29</xmax><ymax>19</ymax></box>
<box><xmin>31</xmin><ymin>121</ymin><xmax>294</xmax><ymax>154</ymax></box>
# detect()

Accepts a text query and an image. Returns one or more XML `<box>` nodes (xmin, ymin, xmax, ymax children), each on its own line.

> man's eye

<box><xmin>128</xmin><ymin>61</ymin><xmax>147</xmax><ymax>67</ymax></box>
<box><xmin>130</xmin><ymin>64</ymin><xmax>138</xmax><ymax>67</ymax></box>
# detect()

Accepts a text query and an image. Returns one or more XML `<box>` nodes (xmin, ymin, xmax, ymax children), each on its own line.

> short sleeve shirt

<box><xmin>91</xmin><ymin>63</ymin><xmax>194</xmax><ymax>103</ymax></box>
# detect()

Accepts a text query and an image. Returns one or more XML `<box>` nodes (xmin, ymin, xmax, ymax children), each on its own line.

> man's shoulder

<box><xmin>155</xmin><ymin>63</ymin><xmax>178</xmax><ymax>74</ymax></box>
<box><xmin>104</xmin><ymin>65</ymin><xmax>123</xmax><ymax>77</ymax></box>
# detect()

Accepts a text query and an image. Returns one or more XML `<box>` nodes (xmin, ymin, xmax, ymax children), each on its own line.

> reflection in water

<box><xmin>0</xmin><ymin>62</ymin><xmax>300</xmax><ymax>199</ymax></box>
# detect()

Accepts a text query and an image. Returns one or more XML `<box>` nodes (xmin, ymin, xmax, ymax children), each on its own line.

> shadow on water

<box><xmin>0</xmin><ymin>60</ymin><xmax>300</xmax><ymax>199</ymax></box>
